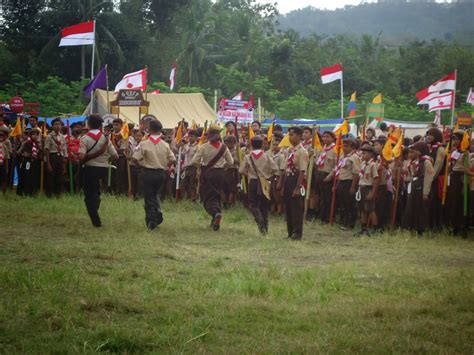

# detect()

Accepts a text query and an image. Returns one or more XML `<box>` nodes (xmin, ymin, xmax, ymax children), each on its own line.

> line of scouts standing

<box><xmin>1</xmin><ymin>113</ymin><xmax>473</xmax><ymax>238</ymax></box>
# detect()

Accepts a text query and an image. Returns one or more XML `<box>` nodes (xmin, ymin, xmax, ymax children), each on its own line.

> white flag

<box><xmin>428</xmin><ymin>92</ymin><xmax>453</xmax><ymax>113</ymax></box>
<box><xmin>169</xmin><ymin>63</ymin><xmax>177</xmax><ymax>91</ymax></box>
<box><xmin>467</xmin><ymin>88</ymin><xmax>474</xmax><ymax>105</ymax></box>
<box><xmin>434</xmin><ymin>110</ymin><xmax>441</xmax><ymax>126</ymax></box>
<box><xmin>232</xmin><ymin>91</ymin><xmax>243</xmax><ymax>100</ymax></box>
<box><xmin>114</xmin><ymin>69</ymin><xmax>147</xmax><ymax>92</ymax></box>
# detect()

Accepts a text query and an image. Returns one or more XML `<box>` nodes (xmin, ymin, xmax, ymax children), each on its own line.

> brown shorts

<box><xmin>359</xmin><ymin>185</ymin><xmax>375</xmax><ymax>213</ymax></box>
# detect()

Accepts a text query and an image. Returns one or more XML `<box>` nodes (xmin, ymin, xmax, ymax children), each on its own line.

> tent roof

<box><xmin>90</xmin><ymin>90</ymin><xmax>216</xmax><ymax>128</ymax></box>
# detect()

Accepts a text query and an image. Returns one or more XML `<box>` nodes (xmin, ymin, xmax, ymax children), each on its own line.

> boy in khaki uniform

<box><xmin>181</xmin><ymin>129</ymin><xmax>199</xmax><ymax>201</ymax></box>
<box><xmin>110</xmin><ymin>118</ymin><xmax>128</xmax><ymax>195</ymax></box>
<box><xmin>223</xmin><ymin>135</ymin><xmax>239</xmax><ymax>208</ymax></box>
<box><xmin>0</xmin><ymin>131</ymin><xmax>10</xmax><ymax>194</ymax></box>
<box><xmin>45</xmin><ymin>118</ymin><xmax>68</xmax><ymax>197</ymax></box>
<box><xmin>357</xmin><ymin>144</ymin><xmax>380</xmax><ymax>235</ymax></box>
<box><xmin>281</xmin><ymin>126</ymin><xmax>309</xmax><ymax>240</ymax></box>
<box><xmin>318</xmin><ymin>131</ymin><xmax>337</xmax><ymax>223</ymax></box>
<box><xmin>132</xmin><ymin>120</ymin><xmax>176</xmax><ymax>231</ymax></box>
<box><xmin>191</xmin><ymin>126</ymin><xmax>233</xmax><ymax>231</ymax></box>
<box><xmin>79</xmin><ymin>115</ymin><xmax>118</xmax><ymax>227</ymax></box>
<box><xmin>327</xmin><ymin>139</ymin><xmax>360</xmax><ymax>229</ymax></box>
<box><xmin>240</xmin><ymin>136</ymin><xmax>279</xmax><ymax>234</ymax></box>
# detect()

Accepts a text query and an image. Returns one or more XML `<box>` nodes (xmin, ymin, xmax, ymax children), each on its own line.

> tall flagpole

<box><xmin>340</xmin><ymin>71</ymin><xmax>344</xmax><ymax>119</ymax></box>
<box><xmin>450</xmin><ymin>69</ymin><xmax>457</xmax><ymax>127</ymax></box>
<box><xmin>91</xmin><ymin>19</ymin><xmax>96</xmax><ymax>79</ymax></box>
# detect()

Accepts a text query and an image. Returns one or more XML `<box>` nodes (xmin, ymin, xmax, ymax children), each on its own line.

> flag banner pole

<box><xmin>340</xmin><ymin>73</ymin><xmax>344</xmax><ymax>119</ymax></box>
<box><xmin>450</xmin><ymin>69</ymin><xmax>457</xmax><ymax>127</ymax></box>
<box><xmin>67</xmin><ymin>120</ymin><xmax>74</xmax><ymax>194</ymax></box>
<box><xmin>329</xmin><ymin>133</ymin><xmax>342</xmax><ymax>225</ymax></box>
<box><xmin>90</xmin><ymin>20</ymin><xmax>96</xmax><ymax>79</ymax></box>
<box><xmin>175</xmin><ymin>147</ymin><xmax>182</xmax><ymax>202</ymax></box>
<box><xmin>213</xmin><ymin>90</ymin><xmax>217</xmax><ymax>112</ymax></box>
<box><xmin>463</xmin><ymin>129</ymin><xmax>470</xmax><ymax>216</ymax></box>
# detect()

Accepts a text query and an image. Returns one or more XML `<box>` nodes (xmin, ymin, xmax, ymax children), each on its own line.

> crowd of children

<box><xmin>1</xmin><ymin>113</ymin><xmax>473</xmax><ymax>238</ymax></box>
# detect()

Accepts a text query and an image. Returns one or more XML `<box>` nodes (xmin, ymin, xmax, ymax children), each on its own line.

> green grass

<box><xmin>1</xmin><ymin>193</ymin><xmax>473</xmax><ymax>353</ymax></box>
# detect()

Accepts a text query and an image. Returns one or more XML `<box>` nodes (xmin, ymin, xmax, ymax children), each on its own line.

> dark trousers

<box><xmin>130</xmin><ymin>165</ymin><xmax>143</xmax><ymax>199</ymax></box>
<box><xmin>376</xmin><ymin>186</ymin><xmax>392</xmax><ymax>229</ymax></box>
<box><xmin>111</xmin><ymin>155</ymin><xmax>128</xmax><ymax>195</ymax></box>
<box><xmin>142</xmin><ymin>168</ymin><xmax>165</xmax><ymax>229</ymax></box>
<box><xmin>447</xmin><ymin>171</ymin><xmax>468</xmax><ymax>231</ymax></box>
<box><xmin>317</xmin><ymin>172</ymin><xmax>332</xmax><ymax>223</ymax></box>
<box><xmin>83</xmin><ymin>166</ymin><xmax>107</xmax><ymax>226</ymax></box>
<box><xmin>17</xmin><ymin>158</ymin><xmax>40</xmax><ymax>196</ymax></box>
<box><xmin>248</xmin><ymin>179</ymin><xmax>269</xmax><ymax>228</ymax></box>
<box><xmin>0</xmin><ymin>163</ymin><xmax>7</xmax><ymax>192</ymax></box>
<box><xmin>283</xmin><ymin>174</ymin><xmax>304</xmax><ymax>239</ymax></box>
<box><xmin>182</xmin><ymin>166</ymin><xmax>198</xmax><ymax>200</ymax></box>
<box><xmin>402</xmin><ymin>181</ymin><xmax>430</xmax><ymax>232</ymax></box>
<box><xmin>336</xmin><ymin>180</ymin><xmax>357</xmax><ymax>228</ymax></box>
<box><xmin>200</xmin><ymin>168</ymin><xmax>224</xmax><ymax>217</ymax></box>
<box><xmin>46</xmin><ymin>153</ymin><xmax>64</xmax><ymax>197</ymax></box>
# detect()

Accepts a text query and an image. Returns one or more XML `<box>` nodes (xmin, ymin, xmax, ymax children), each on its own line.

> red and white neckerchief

<box><xmin>449</xmin><ymin>149</ymin><xmax>462</xmax><ymax>167</ymax></box>
<box><xmin>86</xmin><ymin>130</ymin><xmax>103</xmax><ymax>141</ymax></box>
<box><xmin>251</xmin><ymin>149</ymin><xmax>264</xmax><ymax>159</ymax></box>
<box><xmin>0</xmin><ymin>143</ymin><xmax>4</xmax><ymax>164</ymax></box>
<box><xmin>415</xmin><ymin>155</ymin><xmax>433</xmax><ymax>177</ymax></box>
<box><xmin>112</xmin><ymin>132</ymin><xmax>122</xmax><ymax>147</ymax></box>
<box><xmin>359</xmin><ymin>158</ymin><xmax>375</xmax><ymax>180</ymax></box>
<box><xmin>317</xmin><ymin>143</ymin><xmax>335</xmax><ymax>168</ymax></box>
<box><xmin>149</xmin><ymin>135</ymin><xmax>161</xmax><ymax>145</ymax></box>
<box><xmin>210</xmin><ymin>141</ymin><xmax>222</xmax><ymax>149</ymax></box>
<box><xmin>29</xmin><ymin>137</ymin><xmax>38</xmax><ymax>159</ymax></box>
<box><xmin>302</xmin><ymin>139</ymin><xmax>312</xmax><ymax>149</ymax></box>
<box><xmin>335</xmin><ymin>153</ymin><xmax>351</xmax><ymax>177</ymax></box>
<box><xmin>286</xmin><ymin>144</ymin><xmax>301</xmax><ymax>173</ymax></box>
<box><xmin>51</xmin><ymin>132</ymin><xmax>62</xmax><ymax>151</ymax></box>
<box><xmin>428</xmin><ymin>143</ymin><xmax>440</xmax><ymax>154</ymax></box>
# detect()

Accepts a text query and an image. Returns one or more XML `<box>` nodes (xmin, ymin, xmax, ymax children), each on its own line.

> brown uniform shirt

<box><xmin>79</xmin><ymin>130</ymin><xmax>118</xmax><ymax>167</ymax></box>
<box><xmin>191</xmin><ymin>142</ymin><xmax>233</xmax><ymax>168</ymax></box>
<box><xmin>359</xmin><ymin>159</ymin><xmax>379</xmax><ymax>186</ymax></box>
<box><xmin>133</xmin><ymin>135</ymin><xmax>176</xmax><ymax>169</ymax></box>
<box><xmin>421</xmin><ymin>159</ymin><xmax>435</xmax><ymax>196</ymax></box>
<box><xmin>317</xmin><ymin>145</ymin><xmax>336</xmax><ymax>173</ymax></box>
<box><xmin>281</xmin><ymin>144</ymin><xmax>309</xmax><ymax>174</ymax></box>
<box><xmin>182</xmin><ymin>142</ymin><xmax>199</xmax><ymax>167</ymax></box>
<box><xmin>432</xmin><ymin>146</ymin><xmax>446</xmax><ymax>178</ymax></box>
<box><xmin>336</xmin><ymin>152</ymin><xmax>361</xmax><ymax>181</ymax></box>
<box><xmin>451</xmin><ymin>150</ymin><xmax>466</xmax><ymax>172</ymax></box>
<box><xmin>111</xmin><ymin>132</ymin><xmax>128</xmax><ymax>155</ymax></box>
<box><xmin>239</xmin><ymin>150</ymin><xmax>278</xmax><ymax>180</ymax></box>
<box><xmin>45</xmin><ymin>132</ymin><xmax>68</xmax><ymax>157</ymax></box>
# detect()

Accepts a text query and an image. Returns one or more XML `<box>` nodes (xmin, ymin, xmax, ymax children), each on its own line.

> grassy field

<box><xmin>1</xmin><ymin>193</ymin><xmax>473</xmax><ymax>353</ymax></box>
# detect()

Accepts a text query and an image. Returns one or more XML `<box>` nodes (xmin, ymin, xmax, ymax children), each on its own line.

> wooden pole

<box><xmin>303</xmin><ymin>124</ymin><xmax>316</xmax><ymax>221</ymax></box>
<box><xmin>329</xmin><ymin>133</ymin><xmax>342</xmax><ymax>225</ymax></box>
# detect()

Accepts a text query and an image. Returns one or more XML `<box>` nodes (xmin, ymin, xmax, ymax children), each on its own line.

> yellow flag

<box><xmin>382</xmin><ymin>138</ymin><xmax>393</xmax><ymax>161</ymax></box>
<box><xmin>460</xmin><ymin>130</ymin><xmax>470</xmax><ymax>152</ymax></box>
<box><xmin>313</xmin><ymin>131</ymin><xmax>322</xmax><ymax>151</ymax></box>
<box><xmin>454</xmin><ymin>121</ymin><xmax>459</xmax><ymax>133</ymax></box>
<box><xmin>10</xmin><ymin>118</ymin><xmax>22</xmax><ymax>137</ymax></box>
<box><xmin>333</xmin><ymin>119</ymin><xmax>349</xmax><ymax>136</ymax></box>
<box><xmin>120</xmin><ymin>121</ymin><xmax>129</xmax><ymax>140</ymax></box>
<box><xmin>175</xmin><ymin>121</ymin><xmax>184</xmax><ymax>144</ymax></box>
<box><xmin>198</xmin><ymin>127</ymin><xmax>207</xmax><ymax>145</ymax></box>
<box><xmin>373</xmin><ymin>94</ymin><xmax>382</xmax><ymax>104</ymax></box>
<box><xmin>267</xmin><ymin>123</ymin><xmax>274</xmax><ymax>142</ymax></box>
<box><xmin>393</xmin><ymin>131</ymin><xmax>404</xmax><ymax>158</ymax></box>
<box><xmin>278</xmin><ymin>133</ymin><xmax>291</xmax><ymax>148</ymax></box>
<box><xmin>191</xmin><ymin>120</ymin><xmax>197</xmax><ymax>130</ymax></box>
<box><xmin>42</xmin><ymin>121</ymin><xmax>48</xmax><ymax>137</ymax></box>
<box><xmin>248</xmin><ymin>124</ymin><xmax>255</xmax><ymax>140</ymax></box>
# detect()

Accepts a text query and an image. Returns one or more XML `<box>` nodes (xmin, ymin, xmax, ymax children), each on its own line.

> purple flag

<box><xmin>83</xmin><ymin>66</ymin><xmax>107</xmax><ymax>98</ymax></box>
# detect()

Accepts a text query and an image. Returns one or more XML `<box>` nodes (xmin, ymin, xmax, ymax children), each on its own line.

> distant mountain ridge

<box><xmin>277</xmin><ymin>2</ymin><xmax>474</xmax><ymax>45</ymax></box>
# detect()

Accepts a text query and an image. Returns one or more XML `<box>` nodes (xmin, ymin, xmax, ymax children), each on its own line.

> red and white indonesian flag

<box><xmin>467</xmin><ymin>88</ymin><xmax>474</xmax><ymax>105</ymax></box>
<box><xmin>428</xmin><ymin>71</ymin><xmax>456</xmax><ymax>93</ymax></box>
<box><xmin>320</xmin><ymin>64</ymin><xmax>343</xmax><ymax>84</ymax></box>
<box><xmin>114</xmin><ymin>69</ymin><xmax>147</xmax><ymax>92</ymax></box>
<box><xmin>59</xmin><ymin>21</ymin><xmax>95</xmax><ymax>47</ymax></box>
<box><xmin>169</xmin><ymin>63</ymin><xmax>177</xmax><ymax>91</ymax></box>
<box><xmin>232</xmin><ymin>91</ymin><xmax>243</xmax><ymax>100</ymax></box>
<box><xmin>428</xmin><ymin>91</ymin><xmax>453</xmax><ymax>112</ymax></box>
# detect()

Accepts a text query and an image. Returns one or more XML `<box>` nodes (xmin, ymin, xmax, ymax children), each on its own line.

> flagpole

<box><xmin>91</xmin><ymin>19</ymin><xmax>96</xmax><ymax>79</ymax></box>
<box><xmin>340</xmin><ymin>71</ymin><xmax>344</xmax><ymax>119</ymax></box>
<box><xmin>213</xmin><ymin>90</ymin><xmax>217</xmax><ymax>112</ymax></box>
<box><xmin>450</xmin><ymin>69</ymin><xmax>457</xmax><ymax>127</ymax></box>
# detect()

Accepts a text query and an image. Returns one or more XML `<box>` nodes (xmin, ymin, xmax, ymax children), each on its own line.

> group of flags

<box><xmin>415</xmin><ymin>72</ymin><xmax>457</xmax><ymax>112</ymax></box>
<box><xmin>59</xmin><ymin>21</ymin><xmax>178</xmax><ymax>97</ymax></box>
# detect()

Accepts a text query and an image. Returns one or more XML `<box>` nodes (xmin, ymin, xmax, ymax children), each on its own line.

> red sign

<box><xmin>9</xmin><ymin>96</ymin><xmax>24</xmax><ymax>113</ymax></box>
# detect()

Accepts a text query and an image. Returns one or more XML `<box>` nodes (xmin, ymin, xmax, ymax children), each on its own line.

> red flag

<box><xmin>59</xmin><ymin>21</ymin><xmax>95</xmax><ymax>47</ymax></box>
<box><xmin>320</xmin><ymin>64</ymin><xmax>343</xmax><ymax>84</ymax></box>
<box><xmin>428</xmin><ymin>71</ymin><xmax>456</xmax><ymax>93</ymax></box>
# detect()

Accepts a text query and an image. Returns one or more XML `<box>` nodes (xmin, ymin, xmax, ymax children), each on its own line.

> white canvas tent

<box><xmin>86</xmin><ymin>89</ymin><xmax>216</xmax><ymax>128</ymax></box>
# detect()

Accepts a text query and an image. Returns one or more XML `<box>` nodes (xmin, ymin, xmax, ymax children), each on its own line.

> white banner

<box><xmin>217</xmin><ymin>109</ymin><xmax>253</xmax><ymax>124</ymax></box>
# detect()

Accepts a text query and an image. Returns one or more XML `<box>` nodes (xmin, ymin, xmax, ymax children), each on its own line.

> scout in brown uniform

<box><xmin>17</xmin><ymin>128</ymin><xmax>42</xmax><ymax>196</ymax></box>
<box><xmin>44</xmin><ymin>118</ymin><xmax>68</xmax><ymax>197</ymax></box>
<box><xmin>328</xmin><ymin>138</ymin><xmax>360</xmax><ymax>229</ymax></box>
<box><xmin>373</xmin><ymin>137</ymin><xmax>393</xmax><ymax>230</ymax></box>
<box><xmin>128</xmin><ymin>129</ymin><xmax>144</xmax><ymax>199</ymax></box>
<box><xmin>446</xmin><ymin>132</ymin><xmax>469</xmax><ymax>237</ymax></box>
<box><xmin>223</xmin><ymin>135</ymin><xmax>239</xmax><ymax>208</ymax></box>
<box><xmin>281</xmin><ymin>126</ymin><xmax>309</xmax><ymax>240</ymax></box>
<box><xmin>191</xmin><ymin>125</ymin><xmax>233</xmax><ymax>231</ymax></box>
<box><xmin>317</xmin><ymin>131</ymin><xmax>337</xmax><ymax>223</ymax></box>
<box><xmin>357</xmin><ymin>144</ymin><xmax>380</xmax><ymax>235</ymax></box>
<box><xmin>110</xmin><ymin>118</ymin><xmax>128</xmax><ymax>195</ymax></box>
<box><xmin>0</xmin><ymin>131</ymin><xmax>10</xmax><ymax>193</ymax></box>
<box><xmin>181</xmin><ymin>129</ymin><xmax>199</xmax><ymax>201</ymax></box>
<box><xmin>270</xmin><ymin>133</ymin><xmax>285</xmax><ymax>215</ymax></box>
<box><xmin>402</xmin><ymin>141</ymin><xmax>435</xmax><ymax>235</ymax></box>
<box><xmin>240</xmin><ymin>136</ymin><xmax>279</xmax><ymax>234</ymax></box>
<box><xmin>79</xmin><ymin>115</ymin><xmax>118</xmax><ymax>227</ymax></box>
<box><xmin>425</xmin><ymin>128</ymin><xmax>446</xmax><ymax>229</ymax></box>
<box><xmin>132</xmin><ymin>120</ymin><xmax>176</xmax><ymax>230</ymax></box>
